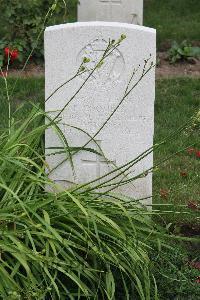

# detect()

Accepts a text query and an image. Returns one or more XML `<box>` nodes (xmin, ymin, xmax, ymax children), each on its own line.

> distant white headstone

<box><xmin>45</xmin><ymin>22</ymin><xmax>156</xmax><ymax>205</ymax></box>
<box><xmin>78</xmin><ymin>0</ymin><xmax>143</xmax><ymax>25</ymax></box>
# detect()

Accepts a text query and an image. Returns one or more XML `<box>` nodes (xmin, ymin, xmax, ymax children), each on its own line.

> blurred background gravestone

<box><xmin>78</xmin><ymin>0</ymin><xmax>143</xmax><ymax>25</ymax></box>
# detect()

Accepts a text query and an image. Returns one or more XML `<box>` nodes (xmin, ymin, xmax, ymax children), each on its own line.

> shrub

<box><xmin>168</xmin><ymin>40</ymin><xmax>200</xmax><ymax>64</ymax></box>
<box><xmin>0</xmin><ymin>0</ymin><xmax>78</xmax><ymax>66</ymax></box>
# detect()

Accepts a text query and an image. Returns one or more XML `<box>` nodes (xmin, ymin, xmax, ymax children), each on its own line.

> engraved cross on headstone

<box><xmin>82</xmin><ymin>141</ymin><xmax>116</xmax><ymax>179</ymax></box>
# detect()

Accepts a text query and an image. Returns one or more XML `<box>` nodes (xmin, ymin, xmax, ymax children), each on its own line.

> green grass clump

<box><xmin>0</xmin><ymin>102</ymin><xmax>174</xmax><ymax>299</ymax></box>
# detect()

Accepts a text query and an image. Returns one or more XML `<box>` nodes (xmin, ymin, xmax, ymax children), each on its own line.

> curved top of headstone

<box><xmin>45</xmin><ymin>21</ymin><xmax>155</xmax><ymax>34</ymax></box>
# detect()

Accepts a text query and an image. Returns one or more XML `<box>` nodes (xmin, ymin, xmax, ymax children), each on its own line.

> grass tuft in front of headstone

<box><xmin>0</xmin><ymin>102</ymin><xmax>156</xmax><ymax>299</ymax></box>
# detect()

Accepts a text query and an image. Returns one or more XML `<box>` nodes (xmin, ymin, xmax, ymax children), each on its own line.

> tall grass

<box><xmin>0</xmin><ymin>102</ymin><xmax>166</xmax><ymax>299</ymax></box>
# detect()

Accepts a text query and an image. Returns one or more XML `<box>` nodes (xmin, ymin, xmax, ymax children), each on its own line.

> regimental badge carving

<box><xmin>77</xmin><ymin>38</ymin><xmax>125</xmax><ymax>84</ymax></box>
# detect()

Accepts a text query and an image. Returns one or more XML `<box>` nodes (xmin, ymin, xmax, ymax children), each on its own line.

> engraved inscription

<box><xmin>100</xmin><ymin>0</ymin><xmax>121</xmax><ymax>3</ymax></box>
<box><xmin>77</xmin><ymin>38</ymin><xmax>125</xmax><ymax>83</ymax></box>
<box><xmin>82</xmin><ymin>140</ymin><xmax>116</xmax><ymax>178</ymax></box>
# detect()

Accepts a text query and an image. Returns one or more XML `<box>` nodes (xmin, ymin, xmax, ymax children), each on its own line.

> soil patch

<box><xmin>1</xmin><ymin>52</ymin><xmax>200</xmax><ymax>78</ymax></box>
<box><xmin>156</xmin><ymin>52</ymin><xmax>200</xmax><ymax>78</ymax></box>
<box><xmin>1</xmin><ymin>64</ymin><xmax>44</xmax><ymax>78</ymax></box>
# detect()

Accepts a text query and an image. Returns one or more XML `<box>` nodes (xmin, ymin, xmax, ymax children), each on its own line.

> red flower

<box><xmin>4</xmin><ymin>47</ymin><xmax>10</xmax><ymax>57</ymax></box>
<box><xmin>195</xmin><ymin>276</ymin><xmax>200</xmax><ymax>283</ymax></box>
<box><xmin>195</xmin><ymin>150</ymin><xmax>200</xmax><ymax>158</ymax></box>
<box><xmin>11</xmin><ymin>49</ymin><xmax>19</xmax><ymax>61</ymax></box>
<box><xmin>187</xmin><ymin>201</ymin><xmax>199</xmax><ymax>211</ymax></box>
<box><xmin>160</xmin><ymin>189</ymin><xmax>169</xmax><ymax>199</ymax></box>
<box><xmin>189</xmin><ymin>261</ymin><xmax>200</xmax><ymax>270</ymax></box>
<box><xmin>4</xmin><ymin>47</ymin><xmax>19</xmax><ymax>62</ymax></box>
<box><xmin>180</xmin><ymin>171</ymin><xmax>187</xmax><ymax>177</ymax></box>
<box><xmin>0</xmin><ymin>71</ymin><xmax>7</xmax><ymax>78</ymax></box>
<box><xmin>187</xmin><ymin>147</ymin><xmax>195</xmax><ymax>155</ymax></box>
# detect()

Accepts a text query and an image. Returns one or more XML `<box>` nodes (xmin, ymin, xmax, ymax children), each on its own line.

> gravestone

<box><xmin>78</xmin><ymin>0</ymin><xmax>143</xmax><ymax>25</ymax></box>
<box><xmin>45</xmin><ymin>22</ymin><xmax>156</xmax><ymax>205</ymax></box>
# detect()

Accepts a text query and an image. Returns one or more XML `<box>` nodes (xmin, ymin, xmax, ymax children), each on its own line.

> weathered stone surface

<box><xmin>45</xmin><ymin>22</ymin><xmax>156</xmax><ymax>205</ymax></box>
<box><xmin>78</xmin><ymin>0</ymin><xmax>143</xmax><ymax>25</ymax></box>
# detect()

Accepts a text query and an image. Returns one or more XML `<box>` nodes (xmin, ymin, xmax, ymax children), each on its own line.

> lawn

<box><xmin>0</xmin><ymin>76</ymin><xmax>199</xmax><ymax>227</ymax></box>
<box><xmin>154</xmin><ymin>78</ymin><xmax>200</xmax><ymax>226</ymax></box>
<box><xmin>0</xmin><ymin>77</ymin><xmax>44</xmax><ymax>130</ymax></box>
<box><xmin>144</xmin><ymin>0</ymin><xmax>200</xmax><ymax>49</ymax></box>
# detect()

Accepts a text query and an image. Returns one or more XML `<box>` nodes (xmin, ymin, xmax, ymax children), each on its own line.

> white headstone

<box><xmin>45</xmin><ymin>22</ymin><xmax>156</xmax><ymax>205</ymax></box>
<box><xmin>78</xmin><ymin>0</ymin><xmax>143</xmax><ymax>25</ymax></box>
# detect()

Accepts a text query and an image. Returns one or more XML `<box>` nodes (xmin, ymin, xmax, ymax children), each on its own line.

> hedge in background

<box><xmin>0</xmin><ymin>0</ymin><xmax>78</xmax><ymax>65</ymax></box>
